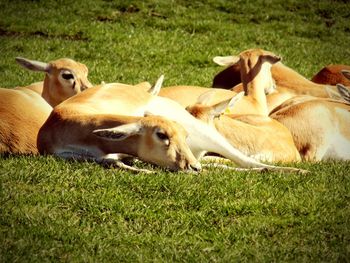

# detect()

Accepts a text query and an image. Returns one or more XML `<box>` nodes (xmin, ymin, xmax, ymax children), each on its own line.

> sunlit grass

<box><xmin>1</xmin><ymin>0</ymin><xmax>350</xmax><ymax>261</ymax></box>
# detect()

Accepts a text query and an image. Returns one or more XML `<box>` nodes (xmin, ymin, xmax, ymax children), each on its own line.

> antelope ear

<box><xmin>93</xmin><ymin>122</ymin><xmax>142</xmax><ymax>141</ymax></box>
<box><xmin>264</xmin><ymin>54</ymin><xmax>282</xmax><ymax>64</ymax></box>
<box><xmin>227</xmin><ymin>91</ymin><xmax>245</xmax><ymax>109</ymax></box>
<box><xmin>196</xmin><ymin>90</ymin><xmax>217</xmax><ymax>105</ymax></box>
<box><xmin>15</xmin><ymin>57</ymin><xmax>50</xmax><ymax>73</ymax></box>
<box><xmin>210</xmin><ymin>91</ymin><xmax>245</xmax><ymax>117</ymax></box>
<box><xmin>341</xmin><ymin>70</ymin><xmax>350</xmax><ymax>81</ymax></box>
<box><xmin>213</xmin><ymin>56</ymin><xmax>240</xmax><ymax>66</ymax></box>
<box><xmin>147</xmin><ymin>75</ymin><xmax>164</xmax><ymax>96</ymax></box>
<box><xmin>336</xmin><ymin>84</ymin><xmax>350</xmax><ymax>103</ymax></box>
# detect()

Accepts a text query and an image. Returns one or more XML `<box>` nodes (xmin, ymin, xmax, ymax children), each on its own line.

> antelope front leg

<box><xmin>97</xmin><ymin>153</ymin><xmax>154</xmax><ymax>174</ymax></box>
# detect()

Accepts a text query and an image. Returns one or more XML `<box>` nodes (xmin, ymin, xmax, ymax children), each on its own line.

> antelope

<box><xmin>186</xmin><ymin>91</ymin><xmax>301</xmax><ymax>163</ymax></box>
<box><xmin>39</xmin><ymin>113</ymin><xmax>200</xmax><ymax>173</ymax></box>
<box><xmin>38</xmin><ymin>76</ymin><xmax>306</xmax><ymax>173</ymax></box>
<box><xmin>15</xmin><ymin>57</ymin><xmax>93</xmax><ymax>107</ymax></box>
<box><xmin>270</xmin><ymin>97</ymin><xmax>350</xmax><ymax>161</ymax></box>
<box><xmin>215</xmin><ymin>49</ymin><xmax>350</xmax><ymax>161</ymax></box>
<box><xmin>0</xmin><ymin>57</ymin><xmax>92</xmax><ymax>155</ymax></box>
<box><xmin>0</xmin><ymin>88</ymin><xmax>52</xmax><ymax>154</ymax></box>
<box><xmin>212</xmin><ymin>54</ymin><xmax>347</xmax><ymax>108</ymax></box>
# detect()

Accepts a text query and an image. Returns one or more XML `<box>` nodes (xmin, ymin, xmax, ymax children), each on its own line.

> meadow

<box><xmin>1</xmin><ymin>0</ymin><xmax>350</xmax><ymax>261</ymax></box>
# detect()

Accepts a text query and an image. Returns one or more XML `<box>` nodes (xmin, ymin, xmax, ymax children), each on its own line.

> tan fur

<box><xmin>213</xmin><ymin>56</ymin><xmax>346</xmax><ymax>111</ymax></box>
<box><xmin>15</xmin><ymin>58</ymin><xmax>92</xmax><ymax>107</ymax></box>
<box><xmin>160</xmin><ymin>49</ymin><xmax>280</xmax><ymax>116</ymax></box>
<box><xmin>186</xmin><ymin>103</ymin><xmax>300</xmax><ymax>163</ymax></box>
<box><xmin>270</xmin><ymin>98</ymin><xmax>350</xmax><ymax>161</ymax></box>
<box><xmin>159</xmin><ymin>86</ymin><xmax>236</xmax><ymax>107</ymax></box>
<box><xmin>38</xmin><ymin>84</ymin><xmax>200</xmax><ymax>171</ymax></box>
<box><xmin>0</xmin><ymin>57</ymin><xmax>92</xmax><ymax>155</ymax></box>
<box><xmin>311</xmin><ymin>64</ymin><xmax>350</xmax><ymax>86</ymax></box>
<box><xmin>0</xmin><ymin>88</ymin><xmax>52</xmax><ymax>154</ymax></box>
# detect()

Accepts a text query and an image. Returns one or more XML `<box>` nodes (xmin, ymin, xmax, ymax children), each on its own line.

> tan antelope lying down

<box><xmin>186</xmin><ymin>91</ymin><xmax>301</xmax><ymax>163</ymax></box>
<box><xmin>38</xmin><ymin>76</ymin><xmax>305</xmax><ymax>173</ymax></box>
<box><xmin>39</xmin><ymin>113</ymin><xmax>200</xmax><ymax>173</ymax></box>
<box><xmin>0</xmin><ymin>88</ymin><xmax>52</xmax><ymax>154</ymax></box>
<box><xmin>270</xmin><ymin>97</ymin><xmax>350</xmax><ymax>161</ymax></box>
<box><xmin>217</xmin><ymin>49</ymin><xmax>350</xmax><ymax>161</ymax></box>
<box><xmin>213</xmin><ymin>53</ymin><xmax>347</xmax><ymax>107</ymax></box>
<box><xmin>15</xmin><ymin>57</ymin><xmax>93</xmax><ymax>106</ymax></box>
<box><xmin>0</xmin><ymin>57</ymin><xmax>92</xmax><ymax>155</ymax></box>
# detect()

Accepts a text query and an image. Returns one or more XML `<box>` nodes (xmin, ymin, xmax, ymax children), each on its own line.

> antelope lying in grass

<box><xmin>38</xmin><ymin>76</ymin><xmax>305</xmax><ymax>173</ymax></box>
<box><xmin>0</xmin><ymin>88</ymin><xmax>52</xmax><ymax>154</ymax></box>
<box><xmin>224</xmin><ymin>50</ymin><xmax>350</xmax><ymax>161</ymax></box>
<box><xmin>0</xmin><ymin>57</ymin><xmax>92</xmax><ymax>155</ymax></box>
<box><xmin>39</xmin><ymin>113</ymin><xmax>200</xmax><ymax>173</ymax></box>
<box><xmin>270</xmin><ymin>97</ymin><xmax>350</xmax><ymax>161</ymax></box>
<box><xmin>15</xmin><ymin>57</ymin><xmax>92</xmax><ymax>106</ymax></box>
<box><xmin>186</xmin><ymin>91</ymin><xmax>301</xmax><ymax>163</ymax></box>
<box><xmin>212</xmin><ymin>54</ymin><xmax>347</xmax><ymax>108</ymax></box>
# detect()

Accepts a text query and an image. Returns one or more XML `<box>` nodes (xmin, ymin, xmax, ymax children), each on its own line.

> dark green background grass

<box><xmin>1</xmin><ymin>0</ymin><xmax>350</xmax><ymax>261</ymax></box>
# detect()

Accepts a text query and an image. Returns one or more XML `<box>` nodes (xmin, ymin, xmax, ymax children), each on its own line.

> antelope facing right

<box><xmin>214</xmin><ymin>48</ymin><xmax>350</xmax><ymax>161</ymax></box>
<box><xmin>38</xmin><ymin>75</ymin><xmax>305</xmax><ymax>173</ymax></box>
<box><xmin>15</xmin><ymin>57</ymin><xmax>92</xmax><ymax>107</ymax></box>
<box><xmin>0</xmin><ymin>57</ymin><xmax>93</xmax><ymax>155</ymax></box>
<box><xmin>186</xmin><ymin>91</ymin><xmax>301</xmax><ymax>163</ymax></box>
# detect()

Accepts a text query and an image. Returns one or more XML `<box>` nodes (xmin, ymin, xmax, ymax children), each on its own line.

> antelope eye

<box><xmin>62</xmin><ymin>73</ymin><xmax>74</xmax><ymax>80</ymax></box>
<box><xmin>156</xmin><ymin>131</ymin><xmax>169</xmax><ymax>141</ymax></box>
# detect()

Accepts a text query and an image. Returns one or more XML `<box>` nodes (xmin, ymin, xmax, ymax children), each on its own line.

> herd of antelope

<box><xmin>1</xmin><ymin>48</ymin><xmax>349</xmax><ymax>174</ymax></box>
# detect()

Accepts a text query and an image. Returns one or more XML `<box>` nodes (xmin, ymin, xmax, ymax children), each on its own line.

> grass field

<box><xmin>1</xmin><ymin>0</ymin><xmax>350</xmax><ymax>261</ymax></box>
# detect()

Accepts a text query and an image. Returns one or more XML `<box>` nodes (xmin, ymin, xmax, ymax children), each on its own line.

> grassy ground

<box><xmin>1</xmin><ymin>0</ymin><xmax>350</xmax><ymax>261</ymax></box>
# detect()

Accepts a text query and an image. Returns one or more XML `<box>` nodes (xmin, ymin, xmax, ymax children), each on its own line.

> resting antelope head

<box><xmin>92</xmin><ymin>115</ymin><xmax>201</xmax><ymax>172</ymax></box>
<box><xmin>16</xmin><ymin>57</ymin><xmax>93</xmax><ymax>106</ymax></box>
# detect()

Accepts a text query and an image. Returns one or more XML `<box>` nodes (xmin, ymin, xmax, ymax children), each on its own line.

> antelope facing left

<box><xmin>0</xmin><ymin>57</ymin><xmax>92</xmax><ymax>155</ymax></box>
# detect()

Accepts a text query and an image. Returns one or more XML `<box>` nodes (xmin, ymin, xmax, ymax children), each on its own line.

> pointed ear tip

<box><xmin>15</xmin><ymin>57</ymin><xmax>25</xmax><ymax>63</ymax></box>
<box><xmin>92</xmin><ymin>129</ymin><xmax>102</xmax><ymax>134</ymax></box>
<box><xmin>156</xmin><ymin>74</ymin><xmax>165</xmax><ymax>83</ymax></box>
<box><xmin>336</xmin><ymin>83</ymin><xmax>345</xmax><ymax>89</ymax></box>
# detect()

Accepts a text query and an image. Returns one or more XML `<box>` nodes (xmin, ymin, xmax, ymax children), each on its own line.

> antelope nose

<box><xmin>190</xmin><ymin>163</ymin><xmax>201</xmax><ymax>172</ymax></box>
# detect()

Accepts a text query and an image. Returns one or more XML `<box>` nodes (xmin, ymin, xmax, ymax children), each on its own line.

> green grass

<box><xmin>1</xmin><ymin>0</ymin><xmax>350</xmax><ymax>261</ymax></box>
